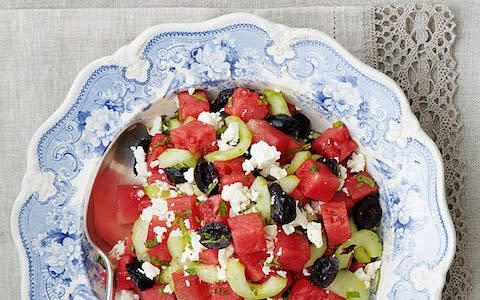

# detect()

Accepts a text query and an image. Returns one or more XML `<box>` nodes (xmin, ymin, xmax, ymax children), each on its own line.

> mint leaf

<box><xmin>309</xmin><ymin>165</ymin><xmax>320</xmax><ymax>173</ymax></box>
<box><xmin>144</xmin><ymin>239</ymin><xmax>159</xmax><ymax>248</ymax></box>
<box><xmin>184</xmin><ymin>267</ymin><xmax>197</xmax><ymax>275</ymax></box>
<box><xmin>219</xmin><ymin>201</ymin><xmax>227</xmax><ymax>218</ymax></box>
<box><xmin>333</xmin><ymin>120</ymin><xmax>344</xmax><ymax>128</ymax></box>
<box><xmin>346</xmin><ymin>291</ymin><xmax>360</xmax><ymax>298</ymax></box>
<box><xmin>355</xmin><ymin>174</ymin><xmax>375</xmax><ymax>188</ymax></box>
<box><xmin>192</xmin><ymin>92</ymin><xmax>207</xmax><ymax>102</ymax></box>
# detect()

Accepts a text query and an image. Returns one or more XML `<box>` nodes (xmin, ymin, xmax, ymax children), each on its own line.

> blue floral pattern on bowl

<box><xmin>11</xmin><ymin>13</ymin><xmax>455</xmax><ymax>299</ymax></box>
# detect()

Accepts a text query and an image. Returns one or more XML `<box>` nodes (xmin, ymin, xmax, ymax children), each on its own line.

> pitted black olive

<box><xmin>269</xmin><ymin>183</ymin><xmax>297</xmax><ymax>224</ymax></box>
<box><xmin>309</xmin><ymin>256</ymin><xmax>339</xmax><ymax>288</ymax></box>
<box><xmin>164</xmin><ymin>167</ymin><xmax>187</xmax><ymax>184</ymax></box>
<box><xmin>266</xmin><ymin>114</ymin><xmax>300</xmax><ymax>135</ymax></box>
<box><xmin>126</xmin><ymin>259</ymin><xmax>155</xmax><ymax>291</ymax></box>
<box><xmin>194</xmin><ymin>158</ymin><xmax>219</xmax><ymax>195</ymax></box>
<box><xmin>353</xmin><ymin>192</ymin><xmax>382</xmax><ymax>230</ymax></box>
<box><xmin>211</xmin><ymin>88</ymin><xmax>236</xmax><ymax>112</ymax></box>
<box><xmin>133</xmin><ymin>137</ymin><xmax>152</xmax><ymax>175</ymax></box>
<box><xmin>197</xmin><ymin>222</ymin><xmax>232</xmax><ymax>249</ymax></box>
<box><xmin>294</xmin><ymin>113</ymin><xmax>312</xmax><ymax>139</ymax></box>
<box><xmin>317</xmin><ymin>157</ymin><xmax>339</xmax><ymax>176</ymax></box>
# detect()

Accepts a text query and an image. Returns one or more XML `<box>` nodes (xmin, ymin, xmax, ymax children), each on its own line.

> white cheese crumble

<box><xmin>337</xmin><ymin>165</ymin><xmax>347</xmax><ymax>191</ymax></box>
<box><xmin>197</xmin><ymin>195</ymin><xmax>208</xmax><ymax>202</ymax></box>
<box><xmin>347</xmin><ymin>152</ymin><xmax>366</xmax><ymax>173</ymax></box>
<box><xmin>149</xmin><ymin>116</ymin><xmax>163</xmax><ymax>135</ymax></box>
<box><xmin>180</xmin><ymin>232</ymin><xmax>206</xmax><ymax>263</ymax></box>
<box><xmin>306</xmin><ymin>222</ymin><xmax>323</xmax><ymax>248</ymax></box>
<box><xmin>185</xmin><ymin>279</ymin><xmax>191</xmax><ymax>287</ymax></box>
<box><xmin>277</xmin><ymin>270</ymin><xmax>287</xmax><ymax>278</ymax></box>
<box><xmin>184</xmin><ymin>219</ymin><xmax>191</xmax><ymax>229</ymax></box>
<box><xmin>311</xmin><ymin>201</ymin><xmax>323</xmax><ymax>215</ymax></box>
<box><xmin>221</xmin><ymin>182</ymin><xmax>253</xmax><ymax>217</ymax></box>
<box><xmin>117</xmin><ymin>290</ymin><xmax>139</xmax><ymax>300</ymax></box>
<box><xmin>198</xmin><ymin>111</ymin><xmax>224</xmax><ymax>129</ymax></box>
<box><xmin>341</xmin><ymin>187</ymin><xmax>350</xmax><ymax>196</ymax></box>
<box><xmin>140</xmin><ymin>198</ymin><xmax>168</xmax><ymax>223</ymax></box>
<box><xmin>243</xmin><ymin>141</ymin><xmax>287</xmax><ymax>179</ymax></box>
<box><xmin>131</xmin><ymin>146</ymin><xmax>151</xmax><ymax>183</ymax></box>
<box><xmin>218</xmin><ymin>122</ymin><xmax>240</xmax><ymax>151</ymax></box>
<box><xmin>108</xmin><ymin>239</ymin><xmax>126</xmax><ymax>260</ymax></box>
<box><xmin>153</xmin><ymin>226</ymin><xmax>168</xmax><ymax>243</ymax></box>
<box><xmin>166</xmin><ymin>211</ymin><xmax>176</xmax><ymax>228</ymax></box>
<box><xmin>264</xmin><ymin>225</ymin><xmax>278</xmax><ymax>253</ymax></box>
<box><xmin>262</xmin><ymin>265</ymin><xmax>271</xmax><ymax>275</ymax></box>
<box><xmin>149</xmin><ymin>159</ymin><xmax>160</xmax><ymax>168</ymax></box>
<box><xmin>188</xmin><ymin>87</ymin><xmax>196</xmax><ymax>95</ymax></box>
<box><xmin>140</xmin><ymin>261</ymin><xmax>160</xmax><ymax>280</ymax></box>
<box><xmin>276</xmin><ymin>247</ymin><xmax>283</xmax><ymax>256</ymax></box>
<box><xmin>217</xmin><ymin>245</ymin><xmax>234</xmax><ymax>281</ymax></box>
<box><xmin>303</xmin><ymin>268</ymin><xmax>311</xmax><ymax>276</ymax></box>
<box><xmin>282</xmin><ymin>203</ymin><xmax>308</xmax><ymax>235</ymax></box>
<box><xmin>183</xmin><ymin>168</ymin><xmax>195</xmax><ymax>183</ymax></box>
<box><xmin>177</xmin><ymin>182</ymin><xmax>194</xmax><ymax>196</ymax></box>
<box><xmin>163</xmin><ymin>284</ymin><xmax>174</xmax><ymax>294</ymax></box>
<box><xmin>353</xmin><ymin>260</ymin><xmax>382</xmax><ymax>289</ymax></box>
<box><xmin>281</xmin><ymin>224</ymin><xmax>295</xmax><ymax>235</ymax></box>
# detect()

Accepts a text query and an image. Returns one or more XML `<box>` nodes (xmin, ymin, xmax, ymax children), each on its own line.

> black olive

<box><xmin>197</xmin><ymin>222</ymin><xmax>232</xmax><ymax>249</ymax></box>
<box><xmin>164</xmin><ymin>167</ymin><xmax>187</xmax><ymax>184</ymax></box>
<box><xmin>309</xmin><ymin>256</ymin><xmax>339</xmax><ymax>288</ymax></box>
<box><xmin>266</xmin><ymin>114</ymin><xmax>300</xmax><ymax>135</ymax></box>
<box><xmin>353</xmin><ymin>192</ymin><xmax>382</xmax><ymax>230</ymax></box>
<box><xmin>294</xmin><ymin>113</ymin><xmax>312</xmax><ymax>139</ymax></box>
<box><xmin>194</xmin><ymin>158</ymin><xmax>219</xmax><ymax>195</ymax></box>
<box><xmin>126</xmin><ymin>260</ymin><xmax>155</xmax><ymax>291</ymax></box>
<box><xmin>317</xmin><ymin>157</ymin><xmax>339</xmax><ymax>176</ymax></box>
<box><xmin>269</xmin><ymin>183</ymin><xmax>297</xmax><ymax>224</ymax></box>
<box><xmin>211</xmin><ymin>88</ymin><xmax>236</xmax><ymax>112</ymax></box>
<box><xmin>133</xmin><ymin>136</ymin><xmax>152</xmax><ymax>176</ymax></box>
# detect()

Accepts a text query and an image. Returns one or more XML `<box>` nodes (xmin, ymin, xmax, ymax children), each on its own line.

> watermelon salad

<box><xmin>99</xmin><ymin>87</ymin><xmax>383</xmax><ymax>300</ymax></box>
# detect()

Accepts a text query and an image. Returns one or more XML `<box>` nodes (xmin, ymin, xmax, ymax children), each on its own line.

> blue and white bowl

<box><xmin>11</xmin><ymin>13</ymin><xmax>455</xmax><ymax>299</ymax></box>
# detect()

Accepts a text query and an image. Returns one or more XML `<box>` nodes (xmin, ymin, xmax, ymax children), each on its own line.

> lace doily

<box><xmin>364</xmin><ymin>4</ymin><xmax>470</xmax><ymax>299</ymax></box>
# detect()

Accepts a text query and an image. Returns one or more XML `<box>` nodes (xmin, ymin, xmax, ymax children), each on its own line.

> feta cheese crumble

<box><xmin>277</xmin><ymin>270</ymin><xmax>287</xmax><ymax>278</ymax></box>
<box><xmin>153</xmin><ymin>226</ymin><xmax>168</xmax><ymax>243</ymax></box>
<box><xmin>221</xmin><ymin>182</ymin><xmax>253</xmax><ymax>217</ymax></box>
<box><xmin>177</xmin><ymin>182</ymin><xmax>194</xmax><ymax>196</ymax></box>
<box><xmin>217</xmin><ymin>245</ymin><xmax>234</xmax><ymax>281</ymax></box>
<box><xmin>180</xmin><ymin>232</ymin><xmax>206</xmax><ymax>263</ymax></box>
<box><xmin>242</xmin><ymin>141</ymin><xmax>287</xmax><ymax>179</ymax></box>
<box><xmin>218</xmin><ymin>122</ymin><xmax>239</xmax><ymax>151</ymax></box>
<box><xmin>306</xmin><ymin>222</ymin><xmax>323</xmax><ymax>248</ymax></box>
<box><xmin>140</xmin><ymin>198</ymin><xmax>168</xmax><ymax>223</ymax></box>
<box><xmin>149</xmin><ymin>116</ymin><xmax>163</xmax><ymax>135</ymax></box>
<box><xmin>183</xmin><ymin>168</ymin><xmax>195</xmax><ymax>183</ymax></box>
<box><xmin>337</xmin><ymin>165</ymin><xmax>347</xmax><ymax>191</ymax></box>
<box><xmin>117</xmin><ymin>290</ymin><xmax>139</xmax><ymax>300</ymax></box>
<box><xmin>131</xmin><ymin>146</ymin><xmax>151</xmax><ymax>183</ymax></box>
<box><xmin>282</xmin><ymin>203</ymin><xmax>308</xmax><ymax>235</ymax></box>
<box><xmin>163</xmin><ymin>284</ymin><xmax>174</xmax><ymax>294</ymax></box>
<box><xmin>353</xmin><ymin>260</ymin><xmax>382</xmax><ymax>288</ymax></box>
<box><xmin>197</xmin><ymin>111</ymin><xmax>224</xmax><ymax>129</ymax></box>
<box><xmin>141</xmin><ymin>261</ymin><xmax>160</xmax><ymax>280</ymax></box>
<box><xmin>303</xmin><ymin>268</ymin><xmax>311</xmax><ymax>276</ymax></box>
<box><xmin>347</xmin><ymin>152</ymin><xmax>366</xmax><ymax>173</ymax></box>
<box><xmin>108</xmin><ymin>239</ymin><xmax>126</xmax><ymax>260</ymax></box>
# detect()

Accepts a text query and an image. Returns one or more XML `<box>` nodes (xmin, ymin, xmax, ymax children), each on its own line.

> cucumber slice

<box><xmin>167</xmin><ymin>233</ymin><xmax>186</xmax><ymax>263</ymax></box>
<box><xmin>166</xmin><ymin>118</ymin><xmax>181</xmax><ymax>132</ymax></box>
<box><xmin>159</xmin><ymin>260</ymin><xmax>182</xmax><ymax>285</ymax></box>
<box><xmin>144</xmin><ymin>185</ymin><xmax>171</xmax><ymax>199</ymax></box>
<box><xmin>349</xmin><ymin>217</ymin><xmax>358</xmax><ymax>233</ymax></box>
<box><xmin>304</xmin><ymin>232</ymin><xmax>327</xmax><ymax>268</ymax></box>
<box><xmin>204</xmin><ymin>116</ymin><xmax>252</xmax><ymax>162</ymax></box>
<box><xmin>336</xmin><ymin>252</ymin><xmax>353</xmax><ymax>269</ymax></box>
<box><xmin>250</xmin><ymin>176</ymin><xmax>271</xmax><ymax>222</ymax></box>
<box><xmin>131</xmin><ymin>218</ymin><xmax>150</xmax><ymax>261</ymax></box>
<box><xmin>327</xmin><ymin>270</ymin><xmax>369</xmax><ymax>300</ymax></box>
<box><xmin>263</xmin><ymin>89</ymin><xmax>291</xmax><ymax>116</ymax></box>
<box><xmin>226</xmin><ymin>259</ymin><xmax>287</xmax><ymax>299</ymax></box>
<box><xmin>189</xmin><ymin>262</ymin><xmax>220</xmax><ymax>284</ymax></box>
<box><xmin>336</xmin><ymin>230</ymin><xmax>382</xmax><ymax>259</ymax></box>
<box><xmin>311</xmin><ymin>154</ymin><xmax>321</xmax><ymax>161</ymax></box>
<box><xmin>276</xmin><ymin>175</ymin><xmax>300</xmax><ymax>193</ymax></box>
<box><xmin>157</xmin><ymin>148</ymin><xmax>198</xmax><ymax>169</ymax></box>
<box><xmin>287</xmin><ymin>151</ymin><xmax>312</xmax><ymax>175</ymax></box>
<box><xmin>354</xmin><ymin>246</ymin><xmax>371</xmax><ymax>264</ymax></box>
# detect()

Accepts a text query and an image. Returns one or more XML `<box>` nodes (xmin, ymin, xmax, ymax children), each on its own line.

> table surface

<box><xmin>1</xmin><ymin>1</ymin><xmax>479</xmax><ymax>299</ymax></box>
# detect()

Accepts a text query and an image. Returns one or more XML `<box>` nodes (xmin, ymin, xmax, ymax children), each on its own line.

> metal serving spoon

<box><xmin>85</xmin><ymin>123</ymin><xmax>150</xmax><ymax>299</ymax></box>
<box><xmin>84</xmin><ymin>95</ymin><xmax>177</xmax><ymax>299</ymax></box>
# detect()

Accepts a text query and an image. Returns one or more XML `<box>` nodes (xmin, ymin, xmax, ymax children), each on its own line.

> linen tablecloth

<box><xmin>2</xmin><ymin>1</ymin><xmax>479</xmax><ymax>299</ymax></box>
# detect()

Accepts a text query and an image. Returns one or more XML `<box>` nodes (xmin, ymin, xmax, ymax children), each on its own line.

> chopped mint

<box><xmin>346</xmin><ymin>291</ymin><xmax>360</xmax><ymax>298</ymax></box>
<box><xmin>192</xmin><ymin>92</ymin><xmax>207</xmax><ymax>102</ymax></box>
<box><xmin>184</xmin><ymin>267</ymin><xmax>197</xmax><ymax>275</ymax></box>
<box><xmin>355</xmin><ymin>174</ymin><xmax>375</xmax><ymax>188</ymax></box>
<box><xmin>333</xmin><ymin>120</ymin><xmax>344</xmax><ymax>128</ymax></box>
<box><xmin>144</xmin><ymin>239</ymin><xmax>160</xmax><ymax>248</ymax></box>
<box><xmin>219</xmin><ymin>201</ymin><xmax>227</xmax><ymax>218</ymax></box>
<box><xmin>309</xmin><ymin>165</ymin><xmax>320</xmax><ymax>173</ymax></box>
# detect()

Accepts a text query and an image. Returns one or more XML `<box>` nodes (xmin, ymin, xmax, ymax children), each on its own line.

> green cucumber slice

<box><xmin>167</xmin><ymin>233</ymin><xmax>186</xmax><ymax>264</ymax></box>
<box><xmin>226</xmin><ymin>259</ymin><xmax>287</xmax><ymax>299</ymax></box>
<box><xmin>204</xmin><ymin>116</ymin><xmax>252</xmax><ymax>162</ymax></box>
<box><xmin>157</xmin><ymin>148</ymin><xmax>198</xmax><ymax>169</ymax></box>
<box><xmin>262</xmin><ymin>89</ymin><xmax>291</xmax><ymax>116</ymax></box>
<box><xmin>250</xmin><ymin>176</ymin><xmax>271</xmax><ymax>222</ymax></box>
<box><xmin>166</xmin><ymin>118</ymin><xmax>181</xmax><ymax>132</ymax></box>
<box><xmin>311</xmin><ymin>154</ymin><xmax>321</xmax><ymax>161</ymax></box>
<box><xmin>327</xmin><ymin>270</ymin><xmax>369</xmax><ymax>300</ymax></box>
<box><xmin>336</xmin><ymin>229</ymin><xmax>382</xmax><ymax>259</ymax></box>
<box><xmin>336</xmin><ymin>252</ymin><xmax>353</xmax><ymax>270</ymax></box>
<box><xmin>287</xmin><ymin>151</ymin><xmax>312</xmax><ymax>175</ymax></box>
<box><xmin>131</xmin><ymin>218</ymin><xmax>150</xmax><ymax>261</ymax></box>
<box><xmin>144</xmin><ymin>185</ymin><xmax>171</xmax><ymax>199</ymax></box>
<box><xmin>189</xmin><ymin>262</ymin><xmax>220</xmax><ymax>284</ymax></box>
<box><xmin>304</xmin><ymin>232</ymin><xmax>327</xmax><ymax>268</ymax></box>
<box><xmin>349</xmin><ymin>217</ymin><xmax>358</xmax><ymax>233</ymax></box>
<box><xmin>276</xmin><ymin>175</ymin><xmax>300</xmax><ymax>193</ymax></box>
<box><xmin>354</xmin><ymin>246</ymin><xmax>371</xmax><ymax>264</ymax></box>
